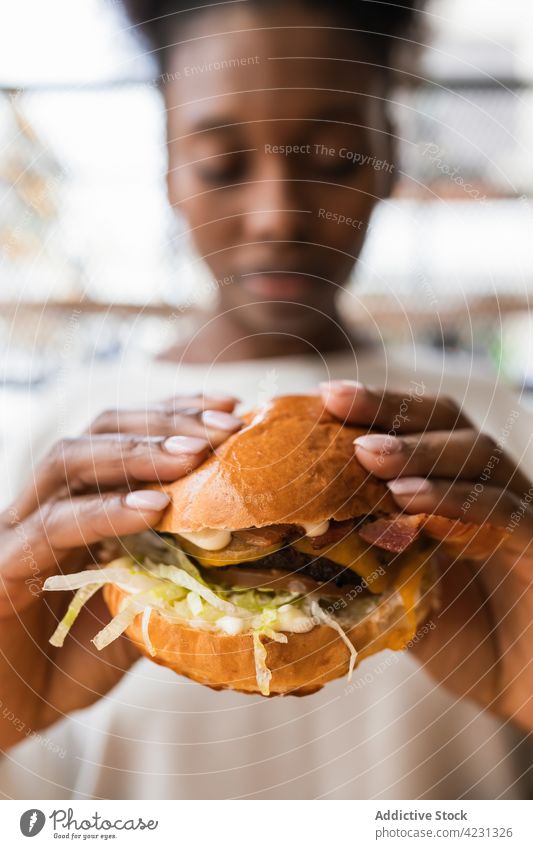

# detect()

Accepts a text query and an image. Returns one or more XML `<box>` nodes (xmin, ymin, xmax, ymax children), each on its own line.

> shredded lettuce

<box><xmin>143</xmin><ymin>559</ymin><xmax>243</xmax><ymax>616</ymax></box>
<box><xmin>310</xmin><ymin>600</ymin><xmax>358</xmax><ymax>681</ymax></box>
<box><xmin>44</xmin><ymin>560</ymin><xmax>159</xmax><ymax>594</ymax></box>
<box><xmin>141</xmin><ymin>607</ymin><xmax>156</xmax><ymax>657</ymax></box>
<box><xmin>49</xmin><ymin>583</ymin><xmax>101</xmax><ymax>648</ymax></box>
<box><xmin>92</xmin><ymin>590</ymin><xmax>158</xmax><ymax>650</ymax></box>
<box><xmin>262</xmin><ymin>628</ymin><xmax>287</xmax><ymax>644</ymax></box>
<box><xmin>227</xmin><ymin>589</ymin><xmax>300</xmax><ymax>612</ymax></box>
<box><xmin>252</xmin><ymin>632</ymin><xmax>271</xmax><ymax>696</ymax></box>
<box><xmin>187</xmin><ymin>591</ymin><xmax>203</xmax><ymax>616</ymax></box>
<box><xmin>43</xmin><ymin>540</ymin><xmax>363</xmax><ymax>695</ymax></box>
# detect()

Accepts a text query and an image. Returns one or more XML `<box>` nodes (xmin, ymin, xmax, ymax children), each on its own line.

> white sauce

<box><xmin>186</xmin><ymin>591</ymin><xmax>203</xmax><ymax>616</ymax></box>
<box><xmin>301</xmin><ymin>520</ymin><xmax>330</xmax><ymax>538</ymax></box>
<box><xmin>180</xmin><ymin>529</ymin><xmax>232</xmax><ymax>551</ymax></box>
<box><xmin>275</xmin><ymin>604</ymin><xmax>315</xmax><ymax>634</ymax></box>
<box><xmin>217</xmin><ymin>616</ymin><xmax>245</xmax><ymax>636</ymax></box>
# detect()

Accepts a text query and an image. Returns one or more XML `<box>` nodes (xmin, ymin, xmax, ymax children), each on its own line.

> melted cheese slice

<box><xmin>292</xmin><ymin>531</ymin><xmax>387</xmax><ymax>593</ymax></box>
<box><xmin>177</xmin><ymin>527</ymin><xmax>429</xmax><ymax>612</ymax></box>
<box><xmin>393</xmin><ymin>547</ymin><xmax>428</xmax><ymax>644</ymax></box>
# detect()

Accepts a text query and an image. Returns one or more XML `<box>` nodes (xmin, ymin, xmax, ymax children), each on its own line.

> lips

<box><xmin>240</xmin><ymin>272</ymin><xmax>316</xmax><ymax>299</ymax></box>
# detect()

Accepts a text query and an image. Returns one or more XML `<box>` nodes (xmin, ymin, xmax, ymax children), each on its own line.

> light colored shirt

<box><xmin>1</xmin><ymin>344</ymin><xmax>531</xmax><ymax>800</ymax></box>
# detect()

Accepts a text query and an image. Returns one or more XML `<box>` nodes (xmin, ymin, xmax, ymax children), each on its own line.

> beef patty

<box><xmin>200</xmin><ymin>545</ymin><xmax>363</xmax><ymax>589</ymax></box>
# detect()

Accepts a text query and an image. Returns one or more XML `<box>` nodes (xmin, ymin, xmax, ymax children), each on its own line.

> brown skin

<box><xmin>161</xmin><ymin>5</ymin><xmax>393</xmax><ymax>362</ymax></box>
<box><xmin>321</xmin><ymin>381</ymin><xmax>533</xmax><ymax>733</ymax></box>
<box><xmin>162</xmin><ymin>9</ymin><xmax>533</xmax><ymax>729</ymax></box>
<box><xmin>1</xmin><ymin>4</ymin><xmax>531</xmax><ymax>751</ymax></box>
<box><xmin>0</xmin><ymin>395</ymin><xmax>242</xmax><ymax>749</ymax></box>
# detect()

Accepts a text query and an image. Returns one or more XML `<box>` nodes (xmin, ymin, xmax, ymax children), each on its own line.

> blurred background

<box><xmin>1</xmin><ymin>0</ymin><xmax>532</xmax><ymax>393</ymax></box>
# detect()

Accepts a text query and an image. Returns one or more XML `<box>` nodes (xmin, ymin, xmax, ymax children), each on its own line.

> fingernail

<box><xmin>387</xmin><ymin>477</ymin><xmax>431</xmax><ymax>496</ymax></box>
<box><xmin>202</xmin><ymin>410</ymin><xmax>242</xmax><ymax>431</ymax></box>
<box><xmin>319</xmin><ymin>380</ymin><xmax>364</xmax><ymax>395</ymax></box>
<box><xmin>354</xmin><ymin>435</ymin><xmax>402</xmax><ymax>454</ymax></box>
<box><xmin>125</xmin><ymin>490</ymin><xmax>170</xmax><ymax>511</ymax></box>
<box><xmin>164</xmin><ymin>435</ymin><xmax>209</xmax><ymax>455</ymax></box>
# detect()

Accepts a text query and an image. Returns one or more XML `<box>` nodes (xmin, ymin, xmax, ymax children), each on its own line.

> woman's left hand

<box><xmin>321</xmin><ymin>379</ymin><xmax>533</xmax><ymax>733</ymax></box>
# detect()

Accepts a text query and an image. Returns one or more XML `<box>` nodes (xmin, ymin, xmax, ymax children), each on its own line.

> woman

<box><xmin>0</xmin><ymin>0</ymin><xmax>531</xmax><ymax>799</ymax></box>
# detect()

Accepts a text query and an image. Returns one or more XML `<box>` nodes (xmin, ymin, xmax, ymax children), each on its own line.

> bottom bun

<box><xmin>103</xmin><ymin>572</ymin><xmax>436</xmax><ymax>696</ymax></box>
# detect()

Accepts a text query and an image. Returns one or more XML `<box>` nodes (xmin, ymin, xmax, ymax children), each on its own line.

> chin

<box><xmin>230</xmin><ymin>296</ymin><xmax>340</xmax><ymax>337</ymax></box>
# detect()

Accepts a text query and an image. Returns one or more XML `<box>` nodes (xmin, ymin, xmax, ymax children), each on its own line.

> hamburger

<box><xmin>44</xmin><ymin>394</ymin><xmax>507</xmax><ymax>696</ymax></box>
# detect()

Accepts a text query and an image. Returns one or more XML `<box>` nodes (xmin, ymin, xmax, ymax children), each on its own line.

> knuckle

<box><xmin>68</xmin><ymin>494</ymin><xmax>110</xmax><ymax>539</ymax></box>
<box><xmin>361</xmin><ymin>384</ymin><xmax>382</xmax><ymax>402</ymax></box>
<box><xmin>45</xmin><ymin>437</ymin><xmax>75</xmax><ymax>470</ymax></box>
<box><xmin>87</xmin><ymin>494</ymin><xmax>122</xmax><ymax>536</ymax></box>
<box><xmin>402</xmin><ymin>433</ymin><xmax>427</xmax><ymax>458</ymax></box>
<box><xmin>400</xmin><ymin>432</ymin><xmax>417</xmax><ymax>449</ymax></box>
<box><xmin>31</xmin><ymin>497</ymin><xmax>58</xmax><ymax>537</ymax></box>
<box><xmin>0</xmin><ymin>505</ymin><xmax>20</xmax><ymax>530</ymax></box>
<box><xmin>77</xmin><ymin>493</ymin><xmax>101</xmax><ymax>521</ymax></box>
<box><xmin>441</xmin><ymin>393</ymin><xmax>458</xmax><ymax>409</ymax></box>
<box><xmin>436</xmin><ymin>394</ymin><xmax>460</xmax><ymax>416</ymax></box>
<box><xmin>0</xmin><ymin>520</ymin><xmax>37</xmax><ymax>570</ymax></box>
<box><xmin>477</xmin><ymin>431</ymin><xmax>497</xmax><ymax>456</ymax></box>
<box><xmin>116</xmin><ymin>433</ymin><xmax>146</xmax><ymax>451</ymax></box>
<box><xmin>160</xmin><ymin>406</ymin><xmax>202</xmax><ymax>427</ymax></box>
<box><xmin>117</xmin><ymin>435</ymin><xmax>159</xmax><ymax>461</ymax></box>
<box><xmin>173</xmin><ymin>405</ymin><xmax>202</xmax><ymax>419</ymax></box>
<box><xmin>383</xmin><ymin>392</ymin><xmax>419</xmax><ymax>424</ymax></box>
<box><xmin>89</xmin><ymin>408</ymin><xmax>115</xmax><ymax>432</ymax></box>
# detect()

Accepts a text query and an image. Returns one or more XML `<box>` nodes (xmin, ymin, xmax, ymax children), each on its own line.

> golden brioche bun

<box><xmin>103</xmin><ymin>393</ymin><xmax>505</xmax><ymax>696</ymax></box>
<box><xmin>104</xmin><ymin>565</ymin><xmax>435</xmax><ymax>696</ymax></box>
<box><xmin>154</xmin><ymin>394</ymin><xmax>396</xmax><ymax>533</ymax></box>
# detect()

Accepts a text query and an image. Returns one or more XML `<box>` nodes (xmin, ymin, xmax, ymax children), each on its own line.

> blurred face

<box><xmin>165</xmin><ymin>4</ymin><xmax>394</xmax><ymax>336</ymax></box>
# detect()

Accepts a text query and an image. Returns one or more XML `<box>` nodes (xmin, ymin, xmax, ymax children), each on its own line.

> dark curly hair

<box><xmin>123</xmin><ymin>0</ymin><xmax>423</xmax><ymax>71</ymax></box>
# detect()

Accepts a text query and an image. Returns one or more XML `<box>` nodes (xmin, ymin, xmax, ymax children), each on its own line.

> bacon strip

<box><xmin>358</xmin><ymin>515</ymin><xmax>424</xmax><ymax>553</ymax></box>
<box><xmin>234</xmin><ymin>525</ymin><xmax>292</xmax><ymax>547</ymax></box>
<box><xmin>212</xmin><ymin>512</ymin><xmax>509</xmax><ymax>562</ymax></box>
<box><xmin>305</xmin><ymin>520</ymin><xmax>354</xmax><ymax>550</ymax></box>
<box><xmin>357</xmin><ymin>513</ymin><xmax>509</xmax><ymax>559</ymax></box>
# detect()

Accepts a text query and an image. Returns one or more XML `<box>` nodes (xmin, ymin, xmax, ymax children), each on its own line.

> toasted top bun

<box><xmin>155</xmin><ymin>394</ymin><xmax>396</xmax><ymax>533</ymax></box>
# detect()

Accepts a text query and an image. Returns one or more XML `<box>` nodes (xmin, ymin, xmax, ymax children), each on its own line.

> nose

<box><xmin>241</xmin><ymin>159</ymin><xmax>308</xmax><ymax>245</ymax></box>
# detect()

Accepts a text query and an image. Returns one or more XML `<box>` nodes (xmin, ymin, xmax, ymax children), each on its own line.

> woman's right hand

<box><xmin>0</xmin><ymin>394</ymin><xmax>242</xmax><ymax>750</ymax></box>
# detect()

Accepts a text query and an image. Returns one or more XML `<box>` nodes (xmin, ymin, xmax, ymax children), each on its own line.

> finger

<box><xmin>320</xmin><ymin>380</ymin><xmax>471</xmax><ymax>433</ymax></box>
<box><xmin>0</xmin><ymin>489</ymin><xmax>171</xmax><ymax>591</ymax></box>
<box><xmin>386</xmin><ymin>477</ymin><xmax>532</xmax><ymax>545</ymax></box>
<box><xmin>86</xmin><ymin>404</ymin><xmax>242</xmax><ymax>443</ymax></box>
<box><xmin>7</xmin><ymin>433</ymin><xmax>211</xmax><ymax>523</ymax></box>
<box><xmin>353</xmin><ymin>429</ymin><xmax>530</xmax><ymax>495</ymax></box>
<box><xmin>156</xmin><ymin>393</ymin><xmax>239</xmax><ymax>411</ymax></box>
